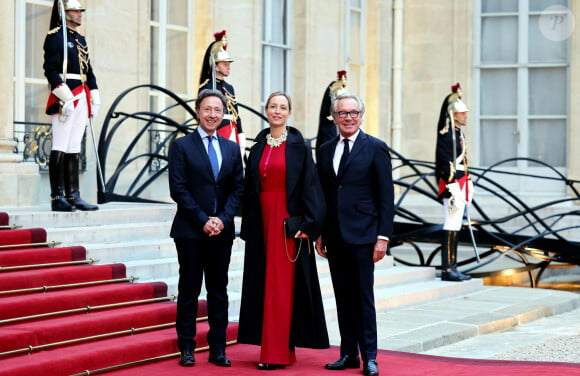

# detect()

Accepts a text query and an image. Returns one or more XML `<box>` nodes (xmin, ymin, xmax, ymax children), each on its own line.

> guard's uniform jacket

<box><xmin>43</xmin><ymin>25</ymin><xmax>97</xmax><ymax>115</ymax></box>
<box><xmin>435</xmin><ymin>125</ymin><xmax>468</xmax><ymax>199</ymax></box>
<box><xmin>199</xmin><ymin>77</ymin><xmax>243</xmax><ymax>142</ymax></box>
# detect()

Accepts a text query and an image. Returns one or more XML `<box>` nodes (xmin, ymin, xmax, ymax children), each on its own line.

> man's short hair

<box><xmin>196</xmin><ymin>89</ymin><xmax>227</xmax><ymax>111</ymax></box>
<box><xmin>331</xmin><ymin>93</ymin><xmax>365</xmax><ymax>114</ymax></box>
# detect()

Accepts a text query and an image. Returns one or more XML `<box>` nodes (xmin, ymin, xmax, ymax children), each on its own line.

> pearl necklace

<box><xmin>266</xmin><ymin>129</ymin><xmax>287</xmax><ymax>147</ymax></box>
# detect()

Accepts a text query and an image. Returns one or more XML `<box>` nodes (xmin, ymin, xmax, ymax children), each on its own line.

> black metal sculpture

<box><xmin>389</xmin><ymin>148</ymin><xmax>580</xmax><ymax>286</ymax></box>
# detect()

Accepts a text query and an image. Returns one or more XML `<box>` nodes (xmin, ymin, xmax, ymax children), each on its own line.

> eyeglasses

<box><xmin>334</xmin><ymin>111</ymin><xmax>361</xmax><ymax>119</ymax></box>
<box><xmin>201</xmin><ymin>108</ymin><xmax>223</xmax><ymax>115</ymax></box>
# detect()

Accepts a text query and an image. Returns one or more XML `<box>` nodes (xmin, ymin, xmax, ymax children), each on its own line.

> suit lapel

<box><xmin>215</xmin><ymin>136</ymin><xmax>228</xmax><ymax>180</ymax></box>
<box><xmin>338</xmin><ymin>131</ymin><xmax>367</xmax><ymax>180</ymax></box>
<box><xmin>324</xmin><ymin>137</ymin><xmax>340</xmax><ymax>181</ymax></box>
<box><xmin>192</xmin><ymin>129</ymin><xmax>216</xmax><ymax>181</ymax></box>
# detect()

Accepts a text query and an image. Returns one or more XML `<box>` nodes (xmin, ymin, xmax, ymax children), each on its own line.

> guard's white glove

<box><xmin>52</xmin><ymin>84</ymin><xmax>75</xmax><ymax>122</ymax></box>
<box><xmin>90</xmin><ymin>89</ymin><xmax>101</xmax><ymax>119</ymax></box>
<box><xmin>238</xmin><ymin>132</ymin><xmax>246</xmax><ymax>157</ymax></box>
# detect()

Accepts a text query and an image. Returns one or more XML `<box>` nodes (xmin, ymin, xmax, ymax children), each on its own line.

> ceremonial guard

<box><xmin>315</xmin><ymin>70</ymin><xmax>347</xmax><ymax>150</ymax></box>
<box><xmin>435</xmin><ymin>83</ymin><xmax>473</xmax><ymax>281</ymax></box>
<box><xmin>198</xmin><ymin>30</ymin><xmax>246</xmax><ymax>157</ymax></box>
<box><xmin>43</xmin><ymin>0</ymin><xmax>99</xmax><ymax>212</ymax></box>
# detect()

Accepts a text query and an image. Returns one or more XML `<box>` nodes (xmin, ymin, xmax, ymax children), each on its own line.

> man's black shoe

<box><xmin>179</xmin><ymin>350</ymin><xmax>195</xmax><ymax>366</ymax></box>
<box><xmin>363</xmin><ymin>360</ymin><xmax>379</xmax><ymax>376</ymax></box>
<box><xmin>325</xmin><ymin>354</ymin><xmax>360</xmax><ymax>370</ymax></box>
<box><xmin>208</xmin><ymin>351</ymin><xmax>232</xmax><ymax>367</ymax></box>
<box><xmin>257</xmin><ymin>363</ymin><xmax>285</xmax><ymax>370</ymax></box>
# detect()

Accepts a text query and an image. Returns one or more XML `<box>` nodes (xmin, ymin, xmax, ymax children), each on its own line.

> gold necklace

<box><xmin>266</xmin><ymin>129</ymin><xmax>287</xmax><ymax>147</ymax></box>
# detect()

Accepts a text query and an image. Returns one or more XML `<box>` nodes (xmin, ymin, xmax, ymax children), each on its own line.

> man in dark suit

<box><xmin>316</xmin><ymin>93</ymin><xmax>394</xmax><ymax>376</ymax></box>
<box><xmin>168</xmin><ymin>89</ymin><xmax>244</xmax><ymax>368</ymax></box>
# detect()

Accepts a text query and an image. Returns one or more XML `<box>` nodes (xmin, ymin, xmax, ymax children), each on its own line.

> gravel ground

<box><xmin>492</xmin><ymin>334</ymin><xmax>580</xmax><ymax>363</ymax></box>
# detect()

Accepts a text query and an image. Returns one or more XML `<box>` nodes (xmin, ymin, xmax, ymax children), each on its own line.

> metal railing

<box><xmin>13</xmin><ymin>120</ymin><xmax>88</xmax><ymax>171</ymax></box>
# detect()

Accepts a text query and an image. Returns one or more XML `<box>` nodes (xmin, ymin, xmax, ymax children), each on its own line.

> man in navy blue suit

<box><xmin>316</xmin><ymin>93</ymin><xmax>394</xmax><ymax>376</ymax></box>
<box><xmin>169</xmin><ymin>89</ymin><xmax>244</xmax><ymax>368</ymax></box>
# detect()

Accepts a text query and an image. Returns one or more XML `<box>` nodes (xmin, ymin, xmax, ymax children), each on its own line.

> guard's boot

<box><xmin>441</xmin><ymin>230</ymin><xmax>470</xmax><ymax>281</ymax></box>
<box><xmin>49</xmin><ymin>150</ymin><xmax>77</xmax><ymax>212</ymax></box>
<box><xmin>64</xmin><ymin>153</ymin><xmax>98</xmax><ymax>211</ymax></box>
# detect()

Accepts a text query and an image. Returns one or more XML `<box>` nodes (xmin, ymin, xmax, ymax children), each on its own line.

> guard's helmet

<box><xmin>64</xmin><ymin>0</ymin><xmax>85</xmax><ymax>11</ymax></box>
<box><xmin>437</xmin><ymin>83</ymin><xmax>468</xmax><ymax>133</ymax></box>
<box><xmin>49</xmin><ymin>0</ymin><xmax>85</xmax><ymax>29</ymax></box>
<box><xmin>213</xmin><ymin>48</ymin><xmax>234</xmax><ymax>63</ymax></box>
<box><xmin>450</xmin><ymin>98</ymin><xmax>469</xmax><ymax>113</ymax></box>
<box><xmin>198</xmin><ymin>30</ymin><xmax>234</xmax><ymax>87</ymax></box>
<box><xmin>211</xmin><ymin>31</ymin><xmax>234</xmax><ymax>63</ymax></box>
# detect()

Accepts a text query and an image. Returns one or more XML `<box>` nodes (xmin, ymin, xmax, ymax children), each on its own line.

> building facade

<box><xmin>1</xmin><ymin>0</ymin><xmax>578</xmax><ymax>207</ymax></box>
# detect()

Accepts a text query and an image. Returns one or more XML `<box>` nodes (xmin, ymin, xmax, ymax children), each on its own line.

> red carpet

<box><xmin>0</xmin><ymin>212</ymin><xmax>8</xmax><ymax>226</ymax></box>
<box><xmin>0</xmin><ymin>245</ymin><xmax>87</xmax><ymax>267</ymax></box>
<box><xmin>0</xmin><ymin>211</ymin><xmax>220</xmax><ymax>376</ymax></box>
<box><xmin>0</xmin><ymin>263</ymin><xmax>127</xmax><ymax>291</ymax></box>
<box><xmin>104</xmin><ymin>345</ymin><xmax>580</xmax><ymax>376</ymax></box>
<box><xmin>2</xmin><ymin>211</ymin><xmax>579</xmax><ymax>376</ymax></box>
<box><xmin>0</xmin><ymin>228</ymin><xmax>47</xmax><ymax>246</ymax></box>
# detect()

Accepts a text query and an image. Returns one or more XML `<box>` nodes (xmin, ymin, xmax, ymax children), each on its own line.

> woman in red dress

<box><xmin>238</xmin><ymin>92</ymin><xmax>329</xmax><ymax>370</ymax></box>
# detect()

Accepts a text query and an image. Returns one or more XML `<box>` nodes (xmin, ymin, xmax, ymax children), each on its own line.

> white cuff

<box><xmin>52</xmin><ymin>84</ymin><xmax>74</xmax><ymax>102</ymax></box>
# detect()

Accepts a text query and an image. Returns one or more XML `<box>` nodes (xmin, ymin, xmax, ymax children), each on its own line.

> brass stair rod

<box><xmin>0</xmin><ymin>322</ymin><xmax>179</xmax><ymax>358</ymax></box>
<box><xmin>0</xmin><ymin>259</ymin><xmax>96</xmax><ymax>272</ymax></box>
<box><xmin>0</xmin><ymin>276</ymin><xmax>139</xmax><ymax>296</ymax></box>
<box><xmin>68</xmin><ymin>340</ymin><xmax>238</xmax><ymax>376</ymax></box>
<box><xmin>0</xmin><ymin>241</ymin><xmax>61</xmax><ymax>250</ymax></box>
<box><xmin>0</xmin><ymin>295</ymin><xmax>176</xmax><ymax>325</ymax></box>
<box><xmin>0</xmin><ymin>224</ymin><xmax>22</xmax><ymax>230</ymax></box>
<box><xmin>1</xmin><ymin>315</ymin><xmax>211</xmax><ymax>358</ymax></box>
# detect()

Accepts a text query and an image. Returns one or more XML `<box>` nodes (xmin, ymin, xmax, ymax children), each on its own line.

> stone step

<box><xmin>45</xmin><ymin>222</ymin><xmax>172</xmax><ymax>246</ymax></box>
<box><xmin>322</xmin><ymin>276</ymin><xmax>483</xmax><ymax>324</ymax></box>
<box><xmin>85</xmin><ymin>238</ymin><xmax>176</xmax><ymax>263</ymax></box>
<box><xmin>376</xmin><ymin>285</ymin><xmax>580</xmax><ymax>354</ymax></box>
<box><xmin>6</xmin><ymin>203</ymin><xmax>177</xmax><ymax>228</ymax></box>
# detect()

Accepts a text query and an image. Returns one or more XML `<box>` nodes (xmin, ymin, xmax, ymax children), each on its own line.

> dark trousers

<box><xmin>174</xmin><ymin>237</ymin><xmax>232</xmax><ymax>353</ymax></box>
<box><xmin>327</xmin><ymin>240</ymin><xmax>377</xmax><ymax>362</ymax></box>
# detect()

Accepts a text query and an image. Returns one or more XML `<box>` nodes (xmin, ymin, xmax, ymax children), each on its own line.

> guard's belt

<box><xmin>60</xmin><ymin>73</ymin><xmax>87</xmax><ymax>82</ymax></box>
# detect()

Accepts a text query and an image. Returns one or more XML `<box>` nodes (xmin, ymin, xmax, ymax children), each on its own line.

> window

<box><xmin>345</xmin><ymin>0</ymin><xmax>366</xmax><ymax>95</ymax></box>
<box><xmin>149</xmin><ymin>0</ymin><xmax>194</xmax><ymax>118</ymax></box>
<box><xmin>476</xmin><ymin>0</ymin><xmax>570</xmax><ymax>172</ymax></box>
<box><xmin>262</xmin><ymin>0</ymin><xmax>293</xmax><ymax>113</ymax></box>
<box><xmin>14</xmin><ymin>1</ymin><xmax>53</xmax><ymax>164</ymax></box>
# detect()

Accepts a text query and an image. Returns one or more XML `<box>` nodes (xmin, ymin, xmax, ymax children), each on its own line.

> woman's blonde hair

<box><xmin>265</xmin><ymin>91</ymin><xmax>292</xmax><ymax>111</ymax></box>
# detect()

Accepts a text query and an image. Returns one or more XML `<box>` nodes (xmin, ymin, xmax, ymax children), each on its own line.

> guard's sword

<box><xmin>88</xmin><ymin>116</ymin><xmax>106</xmax><ymax>192</ymax></box>
<box><xmin>464</xmin><ymin>202</ymin><xmax>481</xmax><ymax>262</ymax></box>
<box><xmin>58</xmin><ymin>0</ymin><xmax>68</xmax><ymax>122</ymax></box>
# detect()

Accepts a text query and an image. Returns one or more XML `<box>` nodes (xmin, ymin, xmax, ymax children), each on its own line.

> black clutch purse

<box><xmin>283</xmin><ymin>216</ymin><xmax>304</xmax><ymax>238</ymax></box>
<box><xmin>283</xmin><ymin>216</ymin><xmax>309</xmax><ymax>263</ymax></box>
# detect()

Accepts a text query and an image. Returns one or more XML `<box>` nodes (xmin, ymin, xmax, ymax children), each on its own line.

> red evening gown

<box><xmin>258</xmin><ymin>142</ymin><xmax>297</xmax><ymax>365</ymax></box>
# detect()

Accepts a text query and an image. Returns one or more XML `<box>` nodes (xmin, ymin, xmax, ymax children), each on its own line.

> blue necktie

<box><xmin>207</xmin><ymin>135</ymin><xmax>219</xmax><ymax>179</ymax></box>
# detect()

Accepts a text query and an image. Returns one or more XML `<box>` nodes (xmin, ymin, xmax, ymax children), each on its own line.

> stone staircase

<box><xmin>5</xmin><ymin>202</ymin><xmax>484</xmax><ymax>325</ymax></box>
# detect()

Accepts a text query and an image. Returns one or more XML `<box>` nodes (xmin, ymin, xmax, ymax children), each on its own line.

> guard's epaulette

<box><xmin>199</xmin><ymin>79</ymin><xmax>210</xmax><ymax>90</ymax></box>
<box><xmin>48</xmin><ymin>26</ymin><xmax>61</xmax><ymax>35</ymax></box>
